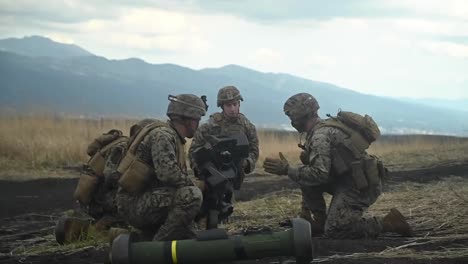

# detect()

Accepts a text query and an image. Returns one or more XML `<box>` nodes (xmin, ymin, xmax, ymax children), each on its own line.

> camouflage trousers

<box><xmin>301</xmin><ymin>183</ymin><xmax>383</xmax><ymax>239</ymax></box>
<box><xmin>88</xmin><ymin>184</ymin><xmax>118</xmax><ymax>220</ymax></box>
<box><xmin>116</xmin><ymin>186</ymin><xmax>202</xmax><ymax>241</ymax></box>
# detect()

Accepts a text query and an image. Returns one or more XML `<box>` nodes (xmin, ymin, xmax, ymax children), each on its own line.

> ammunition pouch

<box><xmin>377</xmin><ymin>158</ymin><xmax>388</xmax><ymax>181</ymax></box>
<box><xmin>86</xmin><ymin>136</ymin><xmax>128</xmax><ymax>177</ymax></box>
<box><xmin>350</xmin><ymin>156</ymin><xmax>383</xmax><ymax>191</ymax></box>
<box><xmin>331</xmin><ymin>145</ymin><xmax>384</xmax><ymax>191</ymax></box>
<box><xmin>88</xmin><ymin>152</ymin><xmax>106</xmax><ymax>177</ymax></box>
<box><xmin>351</xmin><ymin>160</ymin><xmax>368</xmax><ymax>190</ymax></box>
<box><xmin>117</xmin><ymin>153</ymin><xmax>153</xmax><ymax>193</ymax></box>
<box><xmin>73</xmin><ymin>174</ymin><xmax>99</xmax><ymax>205</ymax></box>
<box><xmin>364</xmin><ymin>156</ymin><xmax>380</xmax><ymax>186</ymax></box>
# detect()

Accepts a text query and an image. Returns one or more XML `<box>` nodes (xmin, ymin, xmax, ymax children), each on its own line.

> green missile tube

<box><xmin>111</xmin><ymin>218</ymin><xmax>313</xmax><ymax>264</ymax></box>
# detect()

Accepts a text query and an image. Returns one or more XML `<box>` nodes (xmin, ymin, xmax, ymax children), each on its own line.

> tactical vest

<box><xmin>74</xmin><ymin>130</ymin><xmax>128</xmax><ymax>205</ymax></box>
<box><xmin>210</xmin><ymin>112</ymin><xmax>249</xmax><ymax>138</ymax></box>
<box><xmin>117</xmin><ymin>121</ymin><xmax>186</xmax><ymax>193</ymax></box>
<box><xmin>315</xmin><ymin>111</ymin><xmax>386</xmax><ymax>190</ymax></box>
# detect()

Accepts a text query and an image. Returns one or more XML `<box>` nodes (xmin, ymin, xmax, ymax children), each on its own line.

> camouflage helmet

<box><xmin>217</xmin><ymin>86</ymin><xmax>244</xmax><ymax>107</ymax></box>
<box><xmin>283</xmin><ymin>93</ymin><xmax>320</xmax><ymax>120</ymax></box>
<box><xmin>167</xmin><ymin>94</ymin><xmax>206</xmax><ymax>119</ymax></box>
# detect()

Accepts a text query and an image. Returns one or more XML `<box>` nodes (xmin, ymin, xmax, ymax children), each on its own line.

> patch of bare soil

<box><xmin>1</xmin><ymin>162</ymin><xmax>467</xmax><ymax>264</ymax></box>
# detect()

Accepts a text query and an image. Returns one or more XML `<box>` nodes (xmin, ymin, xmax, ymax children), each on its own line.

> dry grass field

<box><xmin>1</xmin><ymin>114</ymin><xmax>468</xmax><ymax>178</ymax></box>
<box><xmin>223</xmin><ymin>177</ymin><xmax>468</xmax><ymax>262</ymax></box>
<box><xmin>1</xmin><ymin>114</ymin><xmax>468</xmax><ymax>263</ymax></box>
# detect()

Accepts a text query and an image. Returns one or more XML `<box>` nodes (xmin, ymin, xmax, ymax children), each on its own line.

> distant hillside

<box><xmin>0</xmin><ymin>36</ymin><xmax>93</xmax><ymax>58</ymax></box>
<box><xmin>397</xmin><ymin>97</ymin><xmax>468</xmax><ymax>113</ymax></box>
<box><xmin>0</xmin><ymin>36</ymin><xmax>467</xmax><ymax>136</ymax></box>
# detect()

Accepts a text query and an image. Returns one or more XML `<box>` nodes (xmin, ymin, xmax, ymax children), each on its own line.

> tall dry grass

<box><xmin>0</xmin><ymin>114</ymin><xmax>467</xmax><ymax>176</ymax></box>
<box><xmin>0</xmin><ymin>115</ymin><xmax>136</xmax><ymax>172</ymax></box>
<box><xmin>259</xmin><ymin>130</ymin><xmax>468</xmax><ymax>169</ymax></box>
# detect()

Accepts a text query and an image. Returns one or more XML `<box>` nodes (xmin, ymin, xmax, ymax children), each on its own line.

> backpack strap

<box><xmin>315</xmin><ymin>118</ymin><xmax>370</xmax><ymax>158</ymax></box>
<box><xmin>126</xmin><ymin>121</ymin><xmax>168</xmax><ymax>154</ymax></box>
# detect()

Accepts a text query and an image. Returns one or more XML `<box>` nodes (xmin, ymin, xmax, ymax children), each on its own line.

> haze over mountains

<box><xmin>1</xmin><ymin>36</ymin><xmax>467</xmax><ymax>136</ymax></box>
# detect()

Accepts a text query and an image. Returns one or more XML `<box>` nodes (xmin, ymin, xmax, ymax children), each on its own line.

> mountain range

<box><xmin>1</xmin><ymin>36</ymin><xmax>467</xmax><ymax>136</ymax></box>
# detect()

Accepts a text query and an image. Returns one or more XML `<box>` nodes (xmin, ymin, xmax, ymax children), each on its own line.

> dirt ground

<box><xmin>1</xmin><ymin>162</ymin><xmax>468</xmax><ymax>264</ymax></box>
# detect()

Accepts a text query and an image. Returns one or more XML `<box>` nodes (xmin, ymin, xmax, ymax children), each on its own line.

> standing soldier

<box><xmin>189</xmin><ymin>86</ymin><xmax>259</xmax><ymax>180</ymax></box>
<box><xmin>263</xmin><ymin>93</ymin><xmax>412</xmax><ymax>239</ymax></box>
<box><xmin>116</xmin><ymin>94</ymin><xmax>206</xmax><ymax>241</ymax></box>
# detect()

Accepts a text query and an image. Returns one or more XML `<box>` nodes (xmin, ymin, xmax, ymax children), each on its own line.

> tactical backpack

<box><xmin>117</xmin><ymin>120</ymin><xmax>186</xmax><ymax>193</ymax></box>
<box><xmin>74</xmin><ymin>129</ymin><xmax>128</xmax><ymax>205</ymax></box>
<box><xmin>316</xmin><ymin>111</ymin><xmax>386</xmax><ymax>190</ymax></box>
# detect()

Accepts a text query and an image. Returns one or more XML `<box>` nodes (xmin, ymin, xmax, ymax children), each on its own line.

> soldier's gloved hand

<box><xmin>263</xmin><ymin>152</ymin><xmax>289</xmax><ymax>175</ymax></box>
<box><xmin>300</xmin><ymin>150</ymin><xmax>309</xmax><ymax>165</ymax></box>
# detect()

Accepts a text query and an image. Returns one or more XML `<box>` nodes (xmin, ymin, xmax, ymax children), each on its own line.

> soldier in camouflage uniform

<box><xmin>263</xmin><ymin>93</ymin><xmax>412</xmax><ymax>239</ymax></box>
<box><xmin>88</xmin><ymin>119</ymin><xmax>157</xmax><ymax>222</ymax></box>
<box><xmin>116</xmin><ymin>94</ymin><xmax>206</xmax><ymax>241</ymax></box>
<box><xmin>86</xmin><ymin>137</ymin><xmax>127</xmax><ymax>222</ymax></box>
<box><xmin>189</xmin><ymin>86</ymin><xmax>259</xmax><ymax>177</ymax></box>
<box><xmin>56</xmin><ymin>126</ymin><xmax>137</xmax><ymax>244</ymax></box>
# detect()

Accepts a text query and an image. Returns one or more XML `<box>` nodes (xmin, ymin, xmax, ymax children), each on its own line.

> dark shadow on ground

<box><xmin>1</xmin><ymin>161</ymin><xmax>467</xmax><ymax>263</ymax></box>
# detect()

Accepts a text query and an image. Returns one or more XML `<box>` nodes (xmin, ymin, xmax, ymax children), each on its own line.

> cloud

<box><xmin>390</xmin><ymin>18</ymin><xmax>468</xmax><ymax>37</ymax></box>
<box><xmin>0</xmin><ymin>0</ymin><xmax>121</xmax><ymax>23</ymax></box>
<box><xmin>0</xmin><ymin>1</ymin><xmax>467</xmax><ymax>100</ymax></box>
<box><xmin>44</xmin><ymin>33</ymin><xmax>75</xmax><ymax>44</ymax></box>
<box><xmin>119</xmin><ymin>8</ymin><xmax>189</xmax><ymax>35</ymax></box>
<box><xmin>421</xmin><ymin>41</ymin><xmax>468</xmax><ymax>58</ymax></box>
<box><xmin>382</xmin><ymin>0</ymin><xmax>468</xmax><ymax>20</ymax></box>
<box><xmin>250</xmin><ymin>48</ymin><xmax>283</xmax><ymax>65</ymax></box>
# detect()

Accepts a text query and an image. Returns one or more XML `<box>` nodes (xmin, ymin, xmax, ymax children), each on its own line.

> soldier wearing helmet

<box><xmin>189</xmin><ymin>86</ymin><xmax>259</xmax><ymax>178</ymax></box>
<box><xmin>263</xmin><ymin>93</ymin><xmax>412</xmax><ymax>239</ymax></box>
<box><xmin>116</xmin><ymin>94</ymin><xmax>207</xmax><ymax>241</ymax></box>
<box><xmin>56</xmin><ymin>119</ymin><xmax>159</xmax><ymax>244</ymax></box>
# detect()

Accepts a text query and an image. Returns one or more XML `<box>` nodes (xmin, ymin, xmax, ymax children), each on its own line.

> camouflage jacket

<box><xmin>102</xmin><ymin>140</ymin><xmax>128</xmax><ymax>189</ymax></box>
<box><xmin>135</xmin><ymin>122</ymin><xmax>193</xmax><ymax>189</ymax></box>
<box><xmin>189</xmin><ymin>112</ymin><xmax>259</xmax><ymax>173</ymax></box>
<box><xmin>288</xmin><ymin>119</ymin><xmax>348</xmax><ymax>187</ymax></box>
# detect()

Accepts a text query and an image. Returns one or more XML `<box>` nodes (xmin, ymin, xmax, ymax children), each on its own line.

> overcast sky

<box><xmin>1</xmin><ymin>0</ymin><xmax>467</xmax><ymax>99</ymax></box>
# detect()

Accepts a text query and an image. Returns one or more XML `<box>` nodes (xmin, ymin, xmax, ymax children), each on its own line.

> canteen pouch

<box><xmin>364</xmin><ymin>156</ymin><xmax>380</xmax><ymax>186</ymax></box>
<box><xmin>88</xmin><ymin>152</ymin><xmax>106</xmax><ymax>177</ymax></box>
<box><xmin>351</xmin><ymin>160</ymin><xmax>368</xmax><ymax>190</ymax></box>
<box><xmin>73</xmin><ymin>174</ymin><xmax>99</xmax><ymax>205</ymax></box>
<box><xmin>118</xmin><ymin>154</ymin><xmax>153</xmax><ymax>193</ymax></box>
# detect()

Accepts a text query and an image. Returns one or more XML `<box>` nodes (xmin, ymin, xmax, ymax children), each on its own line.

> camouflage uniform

<box><xmin>116</xmin><ymin>94</ymin><xmax>206</xmax><ymax>241</ymax></box>
<box><xmin>264</xmin><ymin>93</ymin><xmax>383</xmax><ymax>239</ymax></box>
<box><xmin>87</xmin><ymin>120</ymin><xmax>157</xmax><ymax>220</ymax></box>
<box><xmin>291</xmin><ymin>123</ymin><xmax>383</xmax><ymax>239</ymax></box>
<box><xmin>87</xmin><ymin>139</ymin><xmax>127</xmax><ymax>219</ymax></box>
<box><xmin>189</xmin><ymin>86</ymin><xmax>259</xmax><ymax>174</ymax></box>
<box><xmin>189</xmin><ymin>112</ymin><xmax>259</xmax><ymax>173</ymax></box>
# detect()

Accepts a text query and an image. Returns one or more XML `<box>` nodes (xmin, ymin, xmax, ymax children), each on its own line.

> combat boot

<box><xmin>108</xmin><ymin>227</ymin><xmax>130</xmax><ymax>245</ymax></box>
<box><xmin>382</xmin><ymin>208</ymin><xmax>413</xmax><ymax>237</ymax></box>
<box><xmin>94</xmin><ymin>215</ymin><xmax>124</xmax><ymax>231</ymax></box>
<box><xmin>55</xmin><ymin>216</ymin><xmax>91</xmax><ymax>244</ymax></box>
